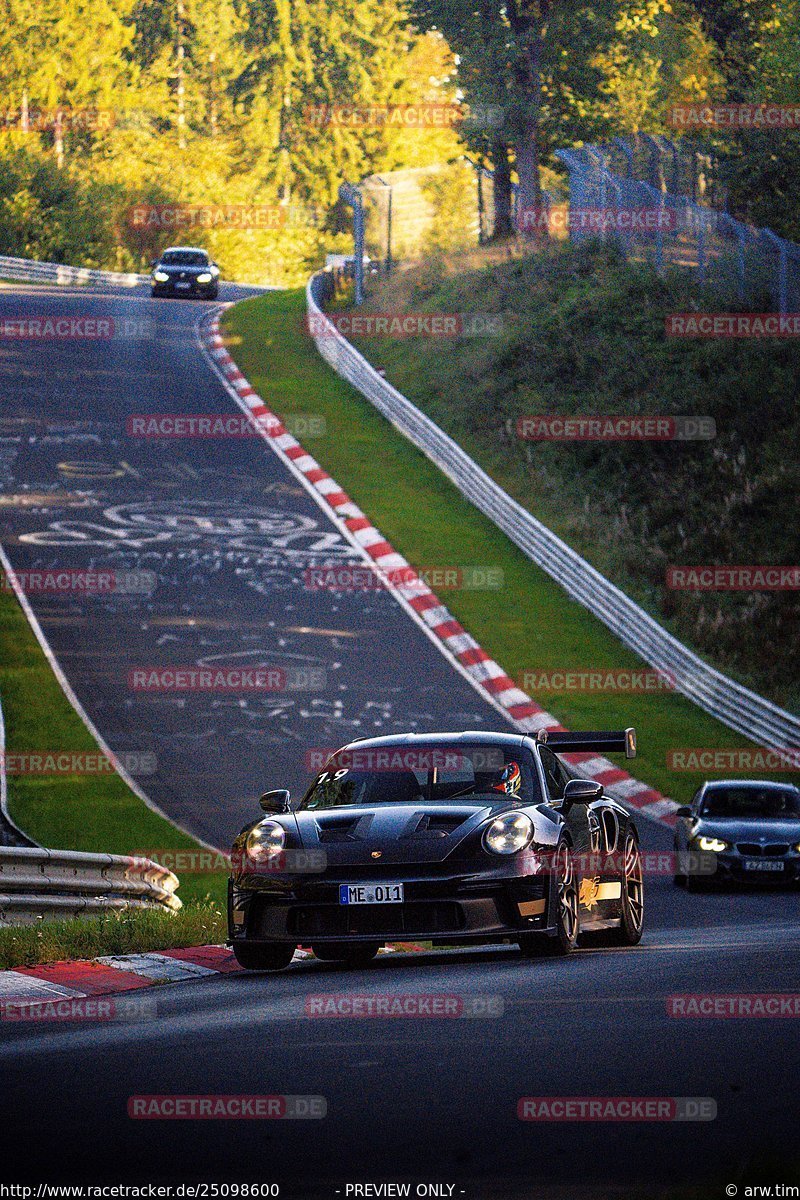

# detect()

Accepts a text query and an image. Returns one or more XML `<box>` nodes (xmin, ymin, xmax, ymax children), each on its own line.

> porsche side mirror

<box><xmin>150</xmin><ymin>260</ymin><xmax>158</xmax><ymax>269</ymax></box>
<box><xmin>676</xmin><ymin>805</ymin><xmax>692</xmax><ymax>818</ymax></box>
<box><xmin>259</xmin><ymin>788</ymin><xmax>291</xmax><ymax>814</ymax></box>
<box><xmin>562</xmin><ymin>778</ymin><xmax>604</xmax><ymax>808</ymax></box>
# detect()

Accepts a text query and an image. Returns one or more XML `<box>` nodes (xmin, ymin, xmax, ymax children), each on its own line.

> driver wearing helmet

<box><xmin>491</xmin><ymin>760</ymin><xmax>523</xmax><ymax>798</ymax></box>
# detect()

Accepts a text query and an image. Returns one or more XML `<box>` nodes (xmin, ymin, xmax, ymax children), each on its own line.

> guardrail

<box><xmin>306</xmin><ymin>271</ymin><xmax>799</xmax><ymax>754</ymax></box>
<box><xmin>0</xmin><ymin>847</ymin><xmax>181</xmax><ymax>925</ymax></box>
<box><xmin>0</xmin><ymin>254</ymin><xmax>147</xmax><ymax>288</ymax></box>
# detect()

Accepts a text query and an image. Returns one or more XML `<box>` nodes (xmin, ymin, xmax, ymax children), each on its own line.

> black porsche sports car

<box><xmin>674</xmin><ymin>779</ymin><xmax>800</xmax><ymax>890</ymax></box>
<box><xmin>228</xmin><ymin>728</ymin><xmax>644</xmax><ymax>970</ymax></box>
<box><xmin>150</xmin><ymin>246</ymin><xmax>220</xmax><ymax>298</ymax></box>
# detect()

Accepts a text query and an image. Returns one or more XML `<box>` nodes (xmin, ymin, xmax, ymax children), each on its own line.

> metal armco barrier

<box><xmin>0</xmin><ymin>254</ymin><xmax>147</xmax><ymax>288</ymax></box>
<box><xmin>307</xmin><ymin>272</ymin><xmax>800</xmax><ymax>753</ymax></box>
<box><xmin>0</xmin><ymin>847</ymin><xmax>181</xmax><ymax>925</ymax></box>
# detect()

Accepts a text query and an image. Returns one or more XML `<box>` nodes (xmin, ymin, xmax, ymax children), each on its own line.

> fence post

<box><xmin>736</xmin><ymin>228</ymin><xmax>746</xmax><ymax>302</ymax></box>
<box><xmin>763</xmin><ymin>230</ymin><xmax>788</xmax><ymax>314</ymax></box>
<box><xmin>373</xmin><ymin>177</ymin><xmax>393</xmax><ymax>271</ymax></box>
<box><xmin>338</xmin><ymin>182</ymin><xmax>365</xmax><ymax>305</ymax></box>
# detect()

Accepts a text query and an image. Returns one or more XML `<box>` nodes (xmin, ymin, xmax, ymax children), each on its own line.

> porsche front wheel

<box><xmin>233</xmin><ymin>942</ymin><xmax>296</xmax><ymax>971</ymax></box>
<box><xmin>519</xmin><ymin>839</ymin><xmax>579</xmax><ymax>957</ymax></box>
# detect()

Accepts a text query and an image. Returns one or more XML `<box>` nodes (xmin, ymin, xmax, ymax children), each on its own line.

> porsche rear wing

<box><xmin>537</xmin><ymin>728</ymin><xmax>636</xmax><ymax>759</ymax></box>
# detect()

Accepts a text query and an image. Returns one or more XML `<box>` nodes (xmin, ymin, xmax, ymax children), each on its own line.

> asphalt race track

<box><xmin>0</xmin><ymin>282</ymin><xmax>506</xmax><ymax>846</ymax></box>
<box><xmin>1</xmin><ymin>282</ymin><xmax>799</xmax><ymax>1197</ymax></box>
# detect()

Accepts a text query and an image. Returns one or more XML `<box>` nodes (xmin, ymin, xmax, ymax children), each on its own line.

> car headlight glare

<box><xmin>153</xmin><ymin>270</ymin><xmax>169</xmax><ymax>282</ymax></box>
<box><xmin>245</xmin><ymin>821</ymin><xmax>286</xmax><ymax>862</ymax></box>
<box><xmin>697</xmin><ymin>836</ymin><xmax>729</xmax><ymax>853</ymax></box>
<box><xmin>196</xmin><ymin>272</ymin><xmax>213</xmax><ymax>283</ymax></box>
<box><xmin>483</xmin><ymin>812</ymin><xmax>534</xmax><ymax>855</ymax></box>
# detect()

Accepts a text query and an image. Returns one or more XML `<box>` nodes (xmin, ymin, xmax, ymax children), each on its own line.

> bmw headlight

<box><xmin>245</xmin><ymin>820</ymin><xmax>286</xmax><ymax>863</ymax></box>
<box><xmin>196</xmin><ymin>272</ymin><xmax>213</xmax><ymax>283</ymax></box>
<box><xmin>696</xmin><ymin>836</ymin><xmax>730</xmax><ymax>853</ymax></box>
<box><xmin>483</xmin><ymin>812</ymin><xmax>534</xmax><ymax>855</ymax></box>
<box><xmin>153</xmin><ymin>270</ymin><xmax>169</xmax><ymax>282</ymax></box>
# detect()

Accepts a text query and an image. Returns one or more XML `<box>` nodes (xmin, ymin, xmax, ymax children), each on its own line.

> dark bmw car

<box><xmin>228</xmin><ymin>728</ymin><xmax>644</xmax><ymax>970</ymax></box>
<box><xmin>150</xmin><ymin>246</ymin><xmax>220</xmax><ymax>298</ymax></box>
<box><xmin>674</xmin><ymin>779</ymin><xmax>800</xmax><ymax>890</ymax></box>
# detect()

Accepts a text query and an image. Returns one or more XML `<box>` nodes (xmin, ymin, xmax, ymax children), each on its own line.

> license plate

<box><xmin>176</xmin><ymin>281</ymin><xmax>191</xmax><ymax>289</ymax></box>
<box><xmin>339</xmin><ymin>883</ymin><xmax>404</xmax><ymax>905</ymax></box>
<box><xmin>743</xmin><ymin>859</ymin><xmax>784</xmax><ymax>871</ymax></box>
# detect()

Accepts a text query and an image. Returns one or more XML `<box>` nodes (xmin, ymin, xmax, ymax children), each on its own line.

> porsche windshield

<box><xmin>300</xmin><ymin>745</ymin><xmax>536</xmax><ymax>810</ymax></box>
<box><xmin>701</xmin><ymin>786</ymin><xmax>800</xmax><ymax>818</ymax></box>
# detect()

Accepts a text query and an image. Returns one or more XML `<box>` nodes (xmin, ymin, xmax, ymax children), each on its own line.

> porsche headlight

<box><xmin>153</xmin><ymin>270</ymin><xmax>169</xmax><ymax>282</ymax></box>
<box><xmin>245</xmin><ymin>820</ymin><xmax>286</xmax><ymax>862</ymax></box>
<box><xmin>196</xmin><ymin>272</ymin><xmax>213</xmax><ymax>283</ymax></box>
<box><xmin>696</xmin><ymin>836</ymin><xmax>730</xmax><ymax>853</ymax></box>
<box><xmin>483</xmin><ymin>812</ymin><xmax>534</xmax><ymax>855</ymax></box>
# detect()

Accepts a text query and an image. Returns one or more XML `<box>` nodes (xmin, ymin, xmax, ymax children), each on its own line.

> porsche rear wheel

<box><xmin>233</xmin><ymin>942</ymin><xmax>296</xmax><ymax>971</ymax></box>
<box><xmin>612</xmin><ymin>832</ymin><xmax>644</xmax><ymax>944</ymax></box>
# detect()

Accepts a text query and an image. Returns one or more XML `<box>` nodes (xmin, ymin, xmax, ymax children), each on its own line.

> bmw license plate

<box><xmin>176</xmin><ymin>282</ymin><xmax>191</xmax><ymax>289</ymax></box>
<box><xmin>339</xmin><ymin>883</ymin><xmax>404</xmax><ymax>905</ymax></box>
<box><xmin>743</xmin><ymin>859</ymin><xmax>784</xmax><ymax>871</ymax></box>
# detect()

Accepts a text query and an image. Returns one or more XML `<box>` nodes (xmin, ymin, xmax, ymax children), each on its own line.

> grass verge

<box><xmin>344</xmin><ymin>241</ymin><xmax>800</xmax><ymax>711</ymax></box>
<box><xmin>0</xmin><ymin>588</ymin><xmax>227</xmax><ymax>906</ymax></box>
<box><xmin>220</xmin><ymin>289</ymin><xmax>798</xmax><ymax>805</ymax></box>
<box><xmin>0</xmin><ymin>902</ymin><xmax>225</xmax><ymax>970</ymax></box>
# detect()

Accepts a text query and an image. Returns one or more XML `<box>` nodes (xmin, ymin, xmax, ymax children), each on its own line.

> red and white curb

<box><xmin>199</xmin><ymin>314</ymin><xmax>677</xmax><ymax>829</ymax></box>
<box><xmin>0</xmin><ymin>943</ymin><xmax>437</xmax><ymax>1008</ymax></box>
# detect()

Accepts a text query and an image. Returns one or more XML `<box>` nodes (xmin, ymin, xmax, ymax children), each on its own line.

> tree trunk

<box><xmin>507</xmin><ymin>0</ymin><xmax>549</xmax><ymax>233</ymax></box>
<box><xmin>515</xmin><ymin>119</ymin><xmax>542</xmax><ymax>214</ymax></box>
<box><xmin>491</xmin><ymin>142</ymin><xmax>514</xmax><ymax>239</ymax></box>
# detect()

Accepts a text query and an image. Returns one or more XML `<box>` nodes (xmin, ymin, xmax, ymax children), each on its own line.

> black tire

<box><xmin>233</xmin><ymin>942</ymin><xmax>296</xmax><ymax>971</ymax></box>
<box><xmin>519</xmin><ymin>839</ymin><xmax>579</xmax><ymax>957</ymax></box>
<box><xmin>686</xmin><ymin>873</ymin><xmax>709</xmax><ymax>893</ymax></box>
<box><xmin>608</xmin><ymin>831</ymin><xmax>644</xmax><ymax>945</ymax></box>
<box><xmin>311</xmin><ymin>942</ymin><xmax>380</xmax><ymax>966</ymax></box>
